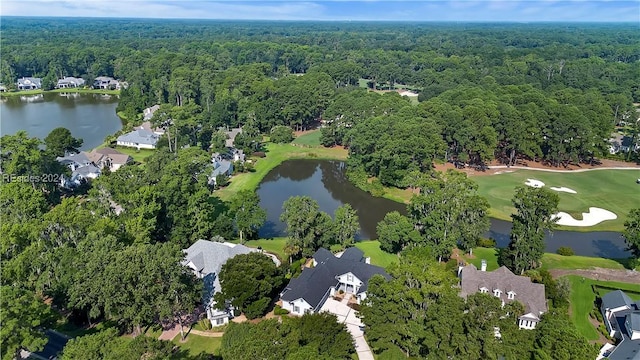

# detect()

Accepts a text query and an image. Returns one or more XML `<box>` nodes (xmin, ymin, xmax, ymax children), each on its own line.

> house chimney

<box><xmin>481</xmin><ymin>259</ymin><xmax>487</xmax><ymax>272</ymax></box>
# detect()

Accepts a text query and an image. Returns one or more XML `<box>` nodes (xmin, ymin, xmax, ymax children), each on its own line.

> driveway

<box><xmin>320</xmin><ymin>295</ymin><xmax>374</xmax><ymax>360</ymax></box>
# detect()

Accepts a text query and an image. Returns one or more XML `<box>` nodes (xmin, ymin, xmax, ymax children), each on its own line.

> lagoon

<box><xmin>0</xmin><ymin>92</ymin><xmax>122</xmax><ymax>150</ymax></box>
<box><xmin>257</xmin><ymin>159</ymin><xmax>630</xmax><ymax>259</ymax></box>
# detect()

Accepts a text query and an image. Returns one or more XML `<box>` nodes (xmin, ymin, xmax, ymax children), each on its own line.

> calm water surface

<box><xmin>258</xmin><ymin>159</ymin><xmax>630</xmax><ymax>258</ymax></box>
<box><xmin>0</xmin><ymin>92</ymin><xmax>122</xmax><ymax>150</ymax></box>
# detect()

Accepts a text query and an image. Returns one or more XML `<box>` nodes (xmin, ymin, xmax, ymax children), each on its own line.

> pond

<box><xmin>0</xmin><ymin>92</ymin><xmax>122</xmax><ymax>150</ymax></box>
<box><xmin>257</xmin><ymin>159</ymin><xmax>630</xmax><ymax>259</ymax></box>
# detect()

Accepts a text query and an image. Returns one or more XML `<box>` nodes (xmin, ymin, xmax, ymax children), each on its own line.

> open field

<box><xmin>172</xmin><ymin>334</ymin><xmax>222</xmax><ymax>358</ymax></box>
<box><xmin>292</xmin><ymin>130</ymin><xmax>322</xmax><ymax>147</ymax></box>
<box><xmin>462</xmin><ymin>247</ymin><xmax>630</xmax><ymax>272</ymax></box>
<box><xmin>566</xmin><ymin>275</ymin><xmax>640</xmax><ymax>340</ymax></box>
<box><xmin>473</xmin><ymin>169</ymin><xmax>640</xmax><ymax>232</ymax></box>
<box><xmin>215</xmin><ymin>142</ymin><xmax>347</xmax><ymax>201</ymax></box>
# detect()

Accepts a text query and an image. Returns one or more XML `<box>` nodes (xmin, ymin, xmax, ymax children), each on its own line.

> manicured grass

<box><xmin>172</xmin><ymin>334</ymin><xmax>222</xmax><ymax>358</ymax></box>
<box><xmin>473</xmin><ymin>169</ymin><xmax>640</xmax><ymax>232</ymax></box>
<box><xmin>110</xmin><ymin>147</ymin><xmax>155</xmax><ymax>164</ymax></box>
<box><xmin>566</xmin><ymin>275</ymin><xmax>640</xmax><ymax>340</ymax></box>
<box><xmin>215</xmin><ymin>142</ymin><xmax>347</xmax><ymax>201</ymax></box>
<box><xmin>244</xmin><ymin>237</ymin><xmax>288</xmax><ymax>263</ymax></box>
<box><xmin>462</xmin><ymin>247</ymin><xmax>631</xmax><ymax>272</ymax></box>
<box><xmin>292</xmin><ymin>130</ymin><xmax>322</xmax><ymax>147</ymax></box>
<box><xmin>355</xmin><ymin>240</ymin><xmax>399</xmax><ymax>268</ymax></box>
<box><xmin>0</xmin><ymin>89</ymin><xmax>44</xmax><ymax>97</ymax></box>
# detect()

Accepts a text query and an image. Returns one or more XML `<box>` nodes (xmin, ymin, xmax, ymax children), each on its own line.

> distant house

<box><xmin>210</xmin><ymin>153</ymin><xmax>234</xmax><ymax>186</ymax></box>
<box><xmin>459</xmin><ymin>262</ymin><xmax>548</xmax><ymax>329</ymax></box>
<box><xmin>56</xmin><ymin>152</ymin><xmax>101</xmax><ymax>188</ymax></box>
<box><xmin>600</xmin><ymin>290</ymin><xmax>640</xmax><ymax>360</ymax></box>
<box><xmin>280</xmin><ymin>247</ymin><xmax>390</xmax><ymax>316</ymax></box>
<box><xmin>87</xmin><ymin>147</ymin><xmax>132</xmax><ymax>172</ymax></box>
<box><xmin>0</xmin><ymin>84</ymin><xmax>7</xmax><ymax>92</ymax></box>
<box><xmin>610</xmin><ymin>133</ymin><xmax>639</xmax><ymax>154</ymax></box>
<box><xmin>220</xmin><ymin>127</ymin><xmax>242</xmax><ymax>148</ymax></box>
<box><xmin>138</xmin><ymin>121</ymin><xmax>165</xmax><ymax>136</ymax></box>
<box><xmin>143</xmin><ymin>105</ymin><xmax>161</xmax><ymax>121</ymax></box>
<box><xmin>93</xmin><ymin>76</ymin><xmax>120</xmax><ymax>90</ymax></box>
<box><xmin>56</xmin><ymin>77</ymin><xmax>85</xmax><ymax>89</ymax></box>
<box><xmin>182</xmin><ymin>239</ymin><xmax>278</xmax><ymax>326</ymax></box>
<box><xmin>17</xmin><ymin>77</ymin><xmax>42</xmax><ymax>90</ymax></box>
<box><xmin>116</xmin><ymin>129</ymin><xmax>159</xmax><ymax>150</ymax></box>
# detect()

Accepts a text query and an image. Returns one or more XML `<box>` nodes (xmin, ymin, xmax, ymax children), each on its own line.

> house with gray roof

<box><xmin>183</xmin><ymin>239</ymin><xmax>277</xmax><ymax>326</ymax></box>
<box><xmin>56</xmin><ymin>152</ymin><xmax>101</xmax><ymax>188</ymax></box>
<box><xmin>459</xmin><ymin>263</ymin><xmax>547</xmax><ymax>329</ymax></box>
<box><xmin>280</xmin><ymin>247</ymin><xmax>390</xmax><ymax>316</ymax></box>
<box><xmin>87</xmin><ymin>147</ymin><xmax>132</xmax><ymax>172</ymax></box>
<box><xmin>116</xmin><ymin>129</ymin><xmax>159</xmax><ymax>150</ymax></box>
<box><xmin>219</xmin><ymin>127</ymin><xmax>242</xmax><ymax>148</ymax></box>
<box><xmin>0</xmin><ymin>83</ymin><xmax>7</xmax><ymax>92</ymax></box>
<box><xmin>143</xmin><ymin>105</ymin><xmax>161</xmax><ymax>121</ymax></box>
<box><xmin>56</xmin><ymin>77</ymin><xmax>85</xmax><ymax>89</ymax></box>
<box><xmin>93</xmin><ymin>76</ymin><xmax>120</xmax><ymax>90</ymax></box>
<box><xmin>600</xmin><ymin>290</ymin><xmax>640</xmax><ymax>360</ymax></box>
<box><xmin>209</xmin><ymin>153</ymin><xmax>234</xmax><ymax>186</ymax></box>
<box><xmin>17</xmin><ymin>77</ymin><xmax>42</xmax><ymax>90</ymax></box>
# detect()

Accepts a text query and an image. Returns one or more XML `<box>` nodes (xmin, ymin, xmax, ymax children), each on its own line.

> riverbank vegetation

<box><xmin>0</xmin><ymin>88</ymin><xmax>120</xmax><ymax>97</ymax></box>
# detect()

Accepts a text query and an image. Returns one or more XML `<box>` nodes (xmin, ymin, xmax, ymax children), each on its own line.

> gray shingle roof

<box><xmin>281</xmin><ymin>247</ymin><xmax>390</xmax><ymax>309</ymax></box>
<box><xmin>603</xmin><ymin>290</ymin><xmax>640</xmax><ymax>360</ymax></box>
<box><xmin>602</xmin><ymin>290</ymin><xmax>634</xmax><ymax>311</ymax></box>
<box><xmin>116</xmin><ymin>129</ymin><xmax>158</xmax><ymax>146</ymax></box>
<box><xmin>340</xmin><ymin>247</ymin><xmax>365</xmax><ymax>262</ymax></box>
<box><xmin>459</xmin><ymin>264</ymin><xmax>547</xmax><ymax>318</ymax></box>
<box><xmin>183</xmin><ymin>239</ymin><xmax>258</xmax><ymax>296</ymax></box>
<box><xmin>57</xmin><ymin>152</ymin><xmax>92</xmax><ymax>167</ymax></box>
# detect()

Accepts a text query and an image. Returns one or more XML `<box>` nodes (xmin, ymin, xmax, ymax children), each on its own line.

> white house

<box><xmin>56</xmin><ymin>77</ymin><xmax>85</xmax><ymax>89</ymax></box>
<box><xmin>280</xmin><ymin>247</ymin><xmax>390</xmax><ymax>316</ymax></box>
<box><xmin>459</xmin><ymin>262</ymin><xmax>548</xmax><ymax>330</ymax></box>
<box><xmin>600</xmin><ymin>290</ymin><xmax>640</xmax><ymax>360</ymax></box>
<box><xmin>116</xmin><ymin>129</ymin><xmax>159</xmax><ymax>150</ymax></box>
<box><xmin>56</xmin><ymin>152</ymin><xmax>101</xmax><ymax>188</ymax></box>
<box><xmin>17</xmin><ymin>77</ymin><xmax>42</xmax><ymax>90</ymax></box>
<box><xmin>182</xmin><ymin>239</ymin><xmax>279</xmax><ymax>327</ymax></box>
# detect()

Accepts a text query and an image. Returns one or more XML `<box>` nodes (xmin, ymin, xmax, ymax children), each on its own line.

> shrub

<box><xmin>252</xmin><ymin>151</ymin><xmax>266</xmax><ymax>158</ymax></box>
<box><xmin>478</xmin><ymin>238</ymin><xmax>497</xmax><ymax>248</ymax></box>
<box><xmin>274</xmin><ymin>305</ymin><xmax>290</xmax><ymax>315</ymax></box>
<box><xmin>270</xmin><ymin>125</ymin><xmax>294</xmax><ymax>143</ymax></box>
<box><xmin>557</xmin><ymin>246</ymin><xmax>575</xmax><ymax>256</ymax></box>
<box><xmin>199</xmin><ymin>318</ymin><xmax>212</xmax><ymax>331</ymax></box>
<box><xmin>244</xmin><ymin>297</ymin><xmax>271</xmax><ymax>320</ymax></box>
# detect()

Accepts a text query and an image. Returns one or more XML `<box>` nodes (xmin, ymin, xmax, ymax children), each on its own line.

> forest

<box><xmin>1</xmin><ymin>17</ymin><xmax>640</xmax><ymax>359</ymax></box>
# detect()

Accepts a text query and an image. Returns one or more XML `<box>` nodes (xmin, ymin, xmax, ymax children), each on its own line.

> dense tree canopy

<box><xmin>623</xmin><ymin>208</ymin><xmax>640</xmax><ymax>260</ymax></box>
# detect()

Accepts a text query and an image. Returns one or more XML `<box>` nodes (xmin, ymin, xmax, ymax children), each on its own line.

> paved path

<box><xmin>489</xmin><ymin>165</ymin><xmax>640</xmax><ymax>173</ymax></box>
<box><xmin>158</xmin><ymin>324</ymin><xmax>181</xmax><ymax>341</ymax></box>
<box><xmin>320</xmin><ymin>294</ymin><xmax>374</xmax><ymax>360</ymax></box>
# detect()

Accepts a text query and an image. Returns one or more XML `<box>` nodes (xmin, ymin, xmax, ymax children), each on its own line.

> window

<box><xmin>493</xmin><ymin>289</ymin><xmax>501</xmax><ymax>297</ymax></box>
<box><xmin>293</xmin><ymin>306</ymin><xmax>300</xmax><ymax>313</ymax></box>
<box><xmin>507</xmin><ymin>292</ymin><xmax>515</xmax><ymax>300</ymax></box>
<box><xmin>216</xmin><ymin>318</ymin><xmax>224</xmax><ymax>325</ymax></box>
<box><xmin>346</xmin><ymin>274</ymin><xmax>354</xmax><ymax>282</ymax></box>
<box><xmin>480</xmin><ymin>287</ymin><xmax>488</xmax><ymax>294</ymax></box>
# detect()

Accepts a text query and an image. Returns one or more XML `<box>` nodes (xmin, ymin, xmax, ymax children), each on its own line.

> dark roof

<box><xmin>340</xmin><ymin>247</ymin><xmax>365</xmax><ymax>262</ymax></box>
<box><xmin>602</xmin><ymin>290</ymin><xmax>634</xmax><ymax>311</ymax></box>
<box><xmin>281</xmin><ymin>247</ymin><xmax>390</xmax><ymax>309</ymax></box>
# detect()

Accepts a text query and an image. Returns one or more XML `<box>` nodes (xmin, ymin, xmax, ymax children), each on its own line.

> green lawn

<box><xmin>172</xmin><ymin>334</ymin><xmax>222</xmax><ymax>358</ymax></box>
<box><xmin>109</xmin><ymin>147</ymin><xmax>156</xmax><ymax>164</ymax></box>
<box><xmin>473</xmin><ymin>169</ymin><xmax>640</xmax><ymax>232</ymax></box>
<box><xmin>0</xmin><ymin>88</ymin><xmax>120</xmax><ymax>97</ymax></box>
<box><xmin>355</xmin><ymin>240</ymin><xmax>398</xmax><ymax>268</ymax></box>
<box><xmin>244</xmin><ymin>237</ymin><xmax>288</xmax><ymax>263</ymax></box>
<box><xmin>462</xmin><ymin>247</ymin><xmax>631</xmax><ymax>272</ymax></box>
<box><xmin>0</xmin><ymin>89</ymin><xmax>44</xmax><ymax>97</ymax></box>
<box><xmin>215</xmin><ymin>142</ymin><xmax>347</xmax><ymax>201</ymax></box>
<box><xmin>566</xmin><ymin>275</ymin><xmax>640</xmax><ymax>340</ymax></box>
<box><xmin>292</xmin><ymin>130</ymin><xmax>322</xmax><ymax>147</ymax></box>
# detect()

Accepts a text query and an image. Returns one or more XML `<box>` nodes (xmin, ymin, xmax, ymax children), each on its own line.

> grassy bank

<box><xmin>473</xmin><ymin>169</ymin><xmax>640</xmax><ymax>232</ymax></box>
<box><xmin>462</xmin><ymin>247</ymin><xmax>631</xmax><ymax>272</ymax></box>
<box><xmin>172</xmin><ymin>334</ymin><xmax>222</xmax><ymax>358</ymax></box>
<box><xmin>0</xmin><ymin>88</ymin><xmax>120</xmax><ymax>97</ymax></box>
<box><xmin>566</xmin><ymin>275</ymin><xmax>640</xmax><ymax>340</ymax></box>
<box><xmin>215</xmin><ymin>142</ymin><xmax>347</xmax><ymax>201</ymax></box>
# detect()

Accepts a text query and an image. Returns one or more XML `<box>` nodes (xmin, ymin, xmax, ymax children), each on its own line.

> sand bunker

<box><xmin>553</xmin><ymin>207</ymin><xmax>617</xmax><ymax>227</ymax></box>
<box><xmin>549</xmin><ymin>186</ymin><xmax>577</xmax><ymax>194</ymax></box>
<box><xmin>525</xmin><ymin>179</ymin><xmax>545</xmax><ymax>188</ymax></box>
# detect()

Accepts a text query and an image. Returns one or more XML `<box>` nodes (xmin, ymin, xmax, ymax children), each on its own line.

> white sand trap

<box><xmin>552</xmin><ymin>207</ymin><xmax>617</xmax><ymax>227</ymax></box>
<box><xmin>525</xmin><ymin>179</ymin><xmax>545</xmax><ymax>188</ymax></box>
<box><xmin>549</xmin><ymin>186</ymin><xmax>577</xmax><ymax>194</ymax></box>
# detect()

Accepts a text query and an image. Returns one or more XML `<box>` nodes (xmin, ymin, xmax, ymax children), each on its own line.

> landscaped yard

<box><xmin>215</xmin><ymin>142</ymin><xmax>347</xmax><ymax>201</ymax></box>
<box><xmin>473</xmin><ymin>169</ymin><xmax>640</xmax><ymax>232</ymax></box>
<box><xmin>566</xmin><ymin>275</ymin><xmax>640</xmax><ymax>340</ymax></box>
<box><xmin>172</xmin><ymin>334</ymin><xmax>222</xmax><ymax>358</ymax></box>
<box><xmin>292</xmin><ymin>130</ymin><xmax>322</xmax><ymax>147</ymax></box>
<box><xmin>109</xmin><ymin>147</ymin><xmax>155</xmax><ymax>164</ymax></box>
<box><xmin>244</xmin><ymin>237</ymin><xmax>288</xmax><ymax>263</ymax></box>
<box><xmin>354</xmin><ymin>240</ymin><xmax>399</xmax><ymax>268</ymax></box>
<box><xmin>462</xmin><ymin>247</ymin><xmax>631</xmax><ymax>272</ymax></box>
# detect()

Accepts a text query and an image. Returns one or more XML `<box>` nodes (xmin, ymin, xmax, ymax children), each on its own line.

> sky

<box><xmin>3</xmin><ymin>0</ymin><xmax>639</xmax><ymax>22</ymax></box>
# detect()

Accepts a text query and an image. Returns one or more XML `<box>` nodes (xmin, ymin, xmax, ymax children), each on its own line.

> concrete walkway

<box><xmin>158</xmin><ymin>324</ymin><xmax>181</xmax><ymax>341</ymax></box>
<box><xmin>320</xmin><ymin>294</ymin><xmax>374</xmax><ymax>360</ymax></box>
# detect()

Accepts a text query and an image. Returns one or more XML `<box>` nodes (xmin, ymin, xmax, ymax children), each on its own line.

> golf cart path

<box><xmin>489</xmin><ymin>165</ymin><xmax>640</xmax><ymax>173</ymax></box>
<box><xmin>549</xmin><ymin>267</ymin><xmax>640</xmax><ymax>284</ymax></box>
